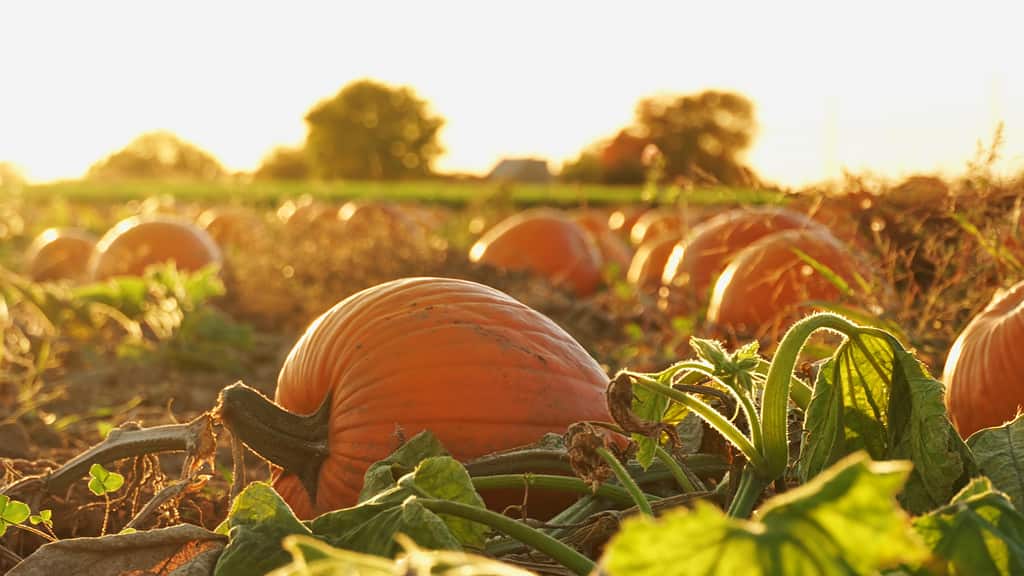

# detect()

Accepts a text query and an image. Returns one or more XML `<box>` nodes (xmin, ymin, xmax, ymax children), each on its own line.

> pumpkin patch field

<box><xmin>4</xmin><ymin>177</ymin><xmax>1024</xmax><ymax>575</ymax></box>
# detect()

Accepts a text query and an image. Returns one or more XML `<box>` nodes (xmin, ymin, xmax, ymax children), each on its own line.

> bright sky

<box><xmin>1</xmin><ymin>1</ymin><xmax>1022</xmax><ymax>187</ymax></box>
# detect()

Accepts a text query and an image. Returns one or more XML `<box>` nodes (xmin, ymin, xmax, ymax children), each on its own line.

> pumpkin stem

<box><xmin>216</xmin><ymin>381</ymin><xmax>331</xmax><ymax>505</ymax></box>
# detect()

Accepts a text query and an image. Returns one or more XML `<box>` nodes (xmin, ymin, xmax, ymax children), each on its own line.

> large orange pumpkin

<box><xmin>89</xmin><ymin>216</ymin><xmax>222</xmax><ymax>280</ymax></box>
<box><xmin>25</xmin><ymin>228</ymin><xmax>97</xmax><ymax>282</ymax></box>
<box><xmin>707</xmin><ymin>228</ymin><xmax>860</xmax><ymax>333</ymax></box>
<box><xmin>608</xmin><ymin>207</ymin><xmax>647</xmax><ymax>238</ymax></box>
<box><xmin>943</xmin><ymin>281</ymin><xmax>1024</xmax><ymax>437</ymax></box>
<box><xmin>470</xmin><ymin>209</ymin><xmax>603</xmax><ymax>296</ymax></box>
<box><xmin>662</xmin><ymin>207</ymin><xmax>819</xmax><ymax>308</ymax></box>
<box><xmin>627</xmin><ymin>233</ymin><xmax>682</xmax><ymax>291</ymax></box>
<box><xmin>264</xmin><ymin>277</ymin><xmax>612</xmax><ymax>518</ymax></box>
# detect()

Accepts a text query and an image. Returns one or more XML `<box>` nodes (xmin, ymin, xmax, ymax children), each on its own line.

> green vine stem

<box><xmin>659</xmin><ymin>363</ymin><xmax>764</xmax><ymax>456</ymax></box>
<box><xmin>652</xmin><ymin>444</ymin><xmax>701</xmax><ymax>493</ymax></box>
<box><xmin>596</xmin><ymin>447</ymin><xmax>653</xmax><ymax>517</ymax></box>
<box><xmin>470</xmin><ymin>474</ymin><xmax>656</xmax><ymax>508</ymax></box>
<box><xmin>629</xmin><ymin>374</ymin><xmax>764</xmax><ymax>468</ymax></box>
<box><xmin>755</xmin><ymin>359</ymin><xmax>813</xmax><ymax>410</ymax></box>
<box><xmin>725</xmin><ymin>465</ymin><xmax>768</xmax><ymax>518</ymax></box>
<box><xmin>416</xmin><ymin>498</ymin><xmax>596</xmax><ymax>576</ymax></box>
<box><xmin>760</xmin><ymin>312</ymin><xmax>870</xmax><ymax>480</ymax></box>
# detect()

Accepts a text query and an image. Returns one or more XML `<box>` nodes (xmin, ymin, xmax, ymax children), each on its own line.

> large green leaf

<box><xmin>399</xmin><ymin>457</ymin><xmax>489</xmax><ymax>548</ymax></box>
<box><xmin>601</xmin><ymin>452</ymin><xmax>926</xmax><ymax>575</ymax></box>
<box><xmin>799</xmin><ymin>331</ymin><xmax>974</xmax><ymax>513</ymax></box>
<box><xmin>310</xmin><ymin>494</ymin><xmax>463</xmax><ymax>558</ymax></box>
<box><xmin>910</xmin><ymin>477</ymin><xmax>1024</xmax><ymax>575</ymax></box>
<box><xmin>358</xmin><ymin>430</ymin><xmax>448</xmax><ymax>502</ymax></box>
<box><xmin>214</xmin><ymin>482</ymin><xmax>312</xmax><ymax>576</ymax></box>
<box><xmin>313</xmin><ymin>456</ymin><xmax>487</xmax><ymax>554</ymax></box>
<box><xmin>966</xmin><ymin>415</ymin><xmax>1024</xmax><ymax>510</ymax></box>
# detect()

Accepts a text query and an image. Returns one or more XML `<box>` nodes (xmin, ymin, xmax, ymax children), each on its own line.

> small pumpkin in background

<box><xmin>661</xmin><ymin>207</ymin><xmax>819</xmax><ymax>312</ymax></box>
<box><xmin>89</xmin><ymin>215</ymin><xmax>222</xmax><ymax>280</ymax></box>
<box><xmin>608</xmin><ymin>207</ymin><xmax>647</xmax><ymax>239</ymax></box>
<box><xmin>470</xmin><ymin>209</ymin><xmax>603</xmax><ymax>296</ymax></box>
<box><xmin>196</xmin><ymin>207</ymin><xmax>262</xmax><ymax>246</ymax></box>
<box><xmin>573</xmin><ymin>210</ymin><xmax>633</xmax><ymax>274</ymax></box>
<box><xmin>627</xmin><ymin>233</ymin><xmax>682</xmax><ymax>292</ymax></box>
<box><xmin>943</xmin><ymin>281</ymin><xmax>1024</xmax><ymax>438</ymax></box>
<box><xmin>337</xmin><ymin>201</ymin><xmax>423</xmax><ymax>239</ymax></box>
<box><xmin>218</xmin><ymin>277</ymin><xmax>614</xmax><ymax>519</ymax></box>
<box><xmin>276</xmin><ymin>196</ymin><xmax>336</xmax><ymax>230</ymax></box>
<box><xmin>25</xmin><ymin>228</ymin><xmax>97</xmax><ymax>282</ymax></box>
<box><xmin>629</xmin><ymin>209</ymin><xmax>686</xmax><ymax>246</ymax></box>
<box><xmin>707</xmin><ymin>228</ymin><xmax>861</xmax><ymax>334</ymax></box>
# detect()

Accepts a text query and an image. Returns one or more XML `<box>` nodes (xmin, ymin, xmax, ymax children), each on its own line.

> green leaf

<box><xmin>268</xmin><ymin>534</ymin><xmax>534</xmax><ymax>576</ymax></box>
<box><xmin>910</xmin><ymin>477</ymin><xmax>1024</xmax><ymax>575</ymax></box>
<box><xmin>29</xmin><ymin>509</ymin><xmax>52</xmax><ymax>528</ymax></box>
<box><xmin>400</xmin><ymin>457</ymin><xmax>489</xmax><ymax>548</ymax></box>
<box><xmin>601</xmin><ymin>452</ymin><xmax>927</xmax><ymax>575</ymax></box>
<box><xmin>799</xmin><ymin>331</ymin><xmax>974</xmax><ymax>513</ymax></box>
<box><xmin>87</xmin><ymin>463</ymin><xmax>125</xmax><ymax>496</ymax></box>
<box><xmin>966</xmin><ymin>415</ymin><xmax>1024</xmax><ymax>510</ymax></box>
<box><xmin>0</xmin><ymin>495</ymin><xmax>31</xmax><ymax>537</ymax></box>
<box><xmin>358</xmin><ymin>430</ymin><xmax>448</xmax><ymax>502</ymax></box>
<box><xmin>631</xmin><ymin>368</ymin><xmax>707</xmax><ymax>469</ymax></box>
<box><xmin>312</xmin><ymin>456</ymin><xmax>487</xmax><ymax>555</ymax></box>
<box><xmin>214</xmin><ymin>482</ymin><xmax>313</xmax><ymax>576</ymax></box>
<box><xmin>310</xmin><ymin>494</ymin><xmax>462</xmax><ymax>559</ymax></box>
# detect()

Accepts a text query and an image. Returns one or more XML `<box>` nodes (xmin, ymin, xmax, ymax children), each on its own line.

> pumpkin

<box><xmin>277</xmin><ymin>197</ymin><xmax>336</xmax><ymax>229</ymax></box>
<box><xmin>470</xmin><ymin>209</ymin><xmax>603</xmax><ymax>296</ymax></box>
<box><xmin>629</xmin><ymin>209</ymin><xmax>685</xmax><ymax>246</ymax></box>
<box><xmin>25</xmin><ymin>228</ymin><xmax>97</xmax><ymax>282</ymax></box>
<box><xmin>337</xmin><ymin>201</ymin><xmax>421</xmax><ymax>238</ymax></box>
<box><xmin>574</xmin><ymin>211</ymin><xmax>634</xmax><ymax>273</ymax></box>
<box><xmin>943</xmin><ymin>281</ymin><xmax>1024</xmax><ymax>437</ymax></box>
<box><xmin>252</xmin><ymin>276</ymin><xmax>612</xmax><ymax>518</ymax></box>
<box><xmin>707</xmin><ymin>228</ymin><xmax>860</xmax><ymax>333</ymax></box>
<box><xmin>196</xmin><ymin>207</ymin><xmax>261</xmax><ymax>246</ymax></box>
<box><xmin>608</xmin><ymin>207</ymin><xmax>647</xmax><ymax>238</ymax></box>
<box><xmin>627</xmin><ymin>233</ymin><xmax>682</xmax><ymax>291</ymax></box>
<box><xmin>662</xmin><ymin>207</ymin><xmax>818</xmax><ymax>310</ymax></box>
<box><xmin>89</xmin><ymin>216</ymin><xmax>222</xmax><ymax>280</ymax></box>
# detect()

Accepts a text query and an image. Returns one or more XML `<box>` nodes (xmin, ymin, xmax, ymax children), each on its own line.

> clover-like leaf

<box><xmin>88</xmin><ymin>463</ymin><xmax>125</xmax><ymax>496</ymax></box>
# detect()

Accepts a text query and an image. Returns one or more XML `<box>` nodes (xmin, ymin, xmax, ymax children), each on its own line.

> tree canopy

<box><xmin>87</xmin><ymin>131</ymin><xmax>225</xmax><ymax>181</ymax></box>
<box><xmin>254</xmin><ymin>146</ymin><xmax>310</xmax><ymax>180</ymax></box>
<box><xmin>303</xmin><ymin>79</ymin><xmax>445</xmax><ymax>180</ymax></box>
<box><xmin>562</xmin><ymin>90</ymin><xmax>758</xmax><ymax>186</ymax></box>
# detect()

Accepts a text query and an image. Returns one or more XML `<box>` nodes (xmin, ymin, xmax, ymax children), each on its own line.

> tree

<box><xmin>87</xmin><ymin>131</ymin><xmax>224</xmax><ymax>181</ymax></box>
<box><xmin>636</xmin><ymin>90</ymin><xmax>757</xmax><ymax>186</ymax></box>
<box><xmin>254</xmin><ymin>146</ymin><xmax>310</xmax><ymax>180</ymax></box>
<box><xmin>304</xmin><ymin>79</ymin><xmax>445</xmax><ymax>180</ymax></box>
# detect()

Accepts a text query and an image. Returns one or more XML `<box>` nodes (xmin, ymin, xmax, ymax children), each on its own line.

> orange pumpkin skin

<box><xmin>470</xmin><ymin>209</ymin><xmax>603</xmax><ymax>296</ymax></box>
<box><xmin>662</xmin><ymin>207</ymin><xmax>818</xmax><ymax>302</ymax></box>
<box><xmin>272</xmin><ymin>277</ymin><xmax>612</xmax><ymax>518</ymax></box>
<box><xmin>629</xmin><ymin>210</ymin><xmax>684</xmax><ymax>246</ymax></box>
<box><xmin>26</xmin><ymin>228</ymin><xmax>97</xmax><ymax>282</ymax></box>
<box><xmin>627</xmin><ymin>233</ymin><xmax>682</xmax><ymax>290</ymax></box>
<box><xmin>89</xmin><ymin>216</ymin><xmax>222</xmax><ymax>280</ymax></box>
<box><xmin>196</xmin><ymin>207</ymin><xmax>261</xmax><ymax>246</ymax></box>
<box><xmin>944</xmin><ymin>282</ymin><xmax>1024</xmax><ymax>438</ymax></box>
<box><xmin>707</xmin><ymin>228</ymin><xmax>859</xmax><ymax>332</ymax></box>
<box><xmin>337</xmin><ymin>201</ymin><xmax>422</xmax><ymax>238</ymax></box>
<box><xmin>608</xmin><ymin>207</ymin><xmax>647</xmax><ymax>238</ymax></box>
<box><xmin>574</xmin><ymin>212</ymin><xmax>634</xmax><ymax>273</ymax></box>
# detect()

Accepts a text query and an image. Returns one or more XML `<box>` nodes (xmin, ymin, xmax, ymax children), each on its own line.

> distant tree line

<box><xmin>83</xmin><ymin>81</ymin><xmax>758</xmax><ymax>186</ymax></box>
<box><xmin>562</xmin><ymin>90</ymin><xmax>759</xmax><ymax>187</ymax></box>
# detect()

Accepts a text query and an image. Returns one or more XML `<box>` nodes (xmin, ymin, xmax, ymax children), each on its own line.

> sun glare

<box><xmin>1</xmin><ymin>1</ymin><xmax>1021</xmax><ymax>186</ymax></box>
